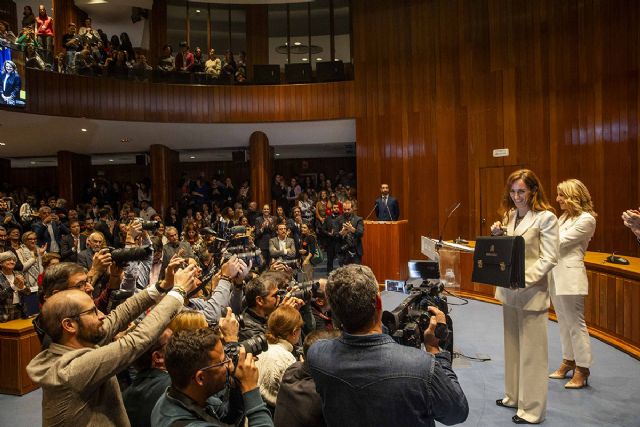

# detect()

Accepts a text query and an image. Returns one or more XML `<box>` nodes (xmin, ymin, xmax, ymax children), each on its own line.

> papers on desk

<box><xmin>421</xmin><ymin>236</ymin><xmax>474</xmax><ymax>261</ymax></box>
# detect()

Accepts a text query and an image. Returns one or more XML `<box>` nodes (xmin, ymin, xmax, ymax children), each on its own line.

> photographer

<box><xmin>336</xmin><ymin>200</ymin><xmax>363</xmax><ymax>265</ymax></box>
<box><xmin>151</xmin><ymin>328</ymin><xmax>273</xmax><ymax>427</ymax></box>
<box><xmin>307</xmin><ymin>265</ymin><xmax>468</xmax><ymax>427</ymax></box>
<box><xmin>26</xmin><ymin>265</ymin><xmax>199</xmax><ymax>426</ymax></box>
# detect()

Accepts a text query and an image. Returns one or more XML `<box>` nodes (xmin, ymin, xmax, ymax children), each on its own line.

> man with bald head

<box><xmin>26</xmin><ymin>265</ymin><xmax>198</xmax><ymax>427</ymax></box>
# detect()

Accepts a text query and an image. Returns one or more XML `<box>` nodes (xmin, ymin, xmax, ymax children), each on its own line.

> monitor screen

<box><xmin>408</xmin><ymin>260</ymin><xmax>440</xmax><ymax>280</ymax></box>
<box><xmin>1</xmin><ymin>44</ymin><xmax>26</xmax><ymax>107</ymax></box>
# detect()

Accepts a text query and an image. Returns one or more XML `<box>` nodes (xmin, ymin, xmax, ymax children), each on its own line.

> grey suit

<box><xmin>269</xmin><ymin>237</ymin><xmax>296</xmax><ymax>259</ymax></box>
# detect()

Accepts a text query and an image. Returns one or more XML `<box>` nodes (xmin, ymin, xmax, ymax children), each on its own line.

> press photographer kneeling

<box><xmin>307</xmin><ymin>265</ymin><xmax>468</xmax><ymax>427</ymax></box>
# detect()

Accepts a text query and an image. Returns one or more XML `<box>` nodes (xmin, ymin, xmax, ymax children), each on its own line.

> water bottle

<box><xmin>443</xmin><ymin>268</ymin><xmax>459</xmax><ymax>292</ymax></box>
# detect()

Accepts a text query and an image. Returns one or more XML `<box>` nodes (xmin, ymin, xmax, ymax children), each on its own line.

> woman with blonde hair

<box><xmin>491</xmin><ymin>169</ymin><xmax>559</xmax><ymax>424</ymax></box>
<box><xmin>168</xmin><ymin>311</ymin><xmax>208</xmax><ymax>333</ymax></box>
<box><xmin>17</xmin><ymin>231</ymin><xmax>45</xmax><ymax>289</ymax></box>
<box><xmin>255</xmin><ymin>305</ymin><xmax>303</xmax><ymax>409</ymax></box>
<box><xmin>548</xmin><ymin>179</ymin><xmax>596</xmax><ymax>389</ymax></box>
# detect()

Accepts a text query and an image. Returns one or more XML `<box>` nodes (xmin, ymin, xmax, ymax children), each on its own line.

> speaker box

<box><xmin>285</xmin><ymin>63</ymin><xmax>312</xmax><ymax>83</ymax></box>
<box><xmin>253</xmin><ymin>64</ymin><xmax>281</xmax><ymax>84</ymax></box>
<box><xmin>316</xmin><ymin>60</ymin><xmax>345</xmax><ymax>82</ymax></box>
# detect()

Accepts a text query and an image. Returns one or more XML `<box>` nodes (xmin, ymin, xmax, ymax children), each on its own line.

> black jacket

<box><xmin>239</xmin><ymin>308</ymin><xmax>267</xmax><ymax>341</ymax></box>
<box><xmin>274</xmin><ymin>361</ymin><xmax>325</xmax><ymax>427</ymax></box>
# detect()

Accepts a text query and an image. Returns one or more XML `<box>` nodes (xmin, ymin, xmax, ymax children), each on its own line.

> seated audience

<box><xmin>26</xmin><ymin>265</ymin><xmax>197</xmax><ymax>426</ymax></box>
<box><xmin>274</xmin><ymin>329</ymin><xmax>341</xmax><ymax>427</ymax></box>
<box><xmin>307</xmin><ymin>265</ymin><xmax>469</xmax><ymax>427</ymax></box>
<box><xmin>151</xmin><ymin>328</ymin><xmax>273</xmax><ymax>427</ymax></box>
<box><xmin>255</xmin><ymin>305</ymin><xmax>304</xmax><ymax>409</ymax></box>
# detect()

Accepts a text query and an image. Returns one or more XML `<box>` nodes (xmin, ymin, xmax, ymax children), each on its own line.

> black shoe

<box><xmin>512</xmin><ymin>415</ymin><xmax>539</xmax><ymax>424</ymax></box>
<box><xmin>496</xmin><ymin>399</ymin><xmax>516</xmax><ymax>409</ymax></box>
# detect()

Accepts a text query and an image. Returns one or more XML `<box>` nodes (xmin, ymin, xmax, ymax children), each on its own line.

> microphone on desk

<box><xmin>385</xmin><ymin>198</ymin><xmax>394</xmax><ymax>221</ymax></box>
<box><xmin>437</xmin><ymin>202</ymin><xmax>461</xmax><ymax>248</ymax></box>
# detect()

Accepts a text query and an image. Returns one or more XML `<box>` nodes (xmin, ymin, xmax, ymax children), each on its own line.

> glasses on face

<box><xmin>199</xmin><ymin>355</ymin><xmax>232</xmax><ymax>371</ymax></box>
<box><xmin>69</xmin><ymin>278</ymin><xmax>90</xmax><ymax>290</ymax></box>
<box><xmin>70</xmin><ymin>306</ymin><xmax>99</xmax><ymax>319</ymax></box>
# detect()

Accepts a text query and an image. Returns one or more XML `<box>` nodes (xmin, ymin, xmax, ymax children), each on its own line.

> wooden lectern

<box><xmin>362</xmin><ymin>220</ymin><xmax>409</xmax><ymax>281</ymax></box>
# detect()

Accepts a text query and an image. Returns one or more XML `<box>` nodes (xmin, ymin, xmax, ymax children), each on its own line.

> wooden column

<box><xmin>150</xmin><ymin>144</ymin><xmax>178</xmax><ymax>217</ymax></box>
<box><xmin>52</xmin><ymin>0</ymin><xmax>87</xmax><ymax>56</ymax></box>
<box><xmin>0</xmin><ymin>158</ymin><xmax>10</xmax><ymax>188</ymax></box>
<box><xmin>149</xmin><ymin>0</ymin><xmax>167</xmax><ymax>67</ymax></box>
<box><xmin>57</xmin><ymin>151</ymin><xmax>90</xmax><ymax>207</ymax></box>
<box><xmin>245</xmin><ymin>5</ymin><xmax>269</xmax><ymax>80</ymax></box>
<box><xmin>249</xmin><ymin>131</ymin><xmax>271</xmax><ymax>208</ymax></box>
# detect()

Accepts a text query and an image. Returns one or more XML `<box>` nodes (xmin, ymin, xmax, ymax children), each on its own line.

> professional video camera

<box><xmin>276</xmin><ymin>280</ymin><xmax>322</xmax><ymax>304</ymax></box>
<box><xmin>106</xmin><ymin>246</ymin><xmax>152</xmax><ymax>267</ymax></box>
<box><xmin>382</xmin><ymin>280</ymin><xmax>453</xmax><ymax>352</ymax></box>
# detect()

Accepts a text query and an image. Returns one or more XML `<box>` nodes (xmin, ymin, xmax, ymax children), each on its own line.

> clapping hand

<box><xmin>490</xmin><ymin>221</ymin><xmax>505</xmax><ymax>236</ymax></box>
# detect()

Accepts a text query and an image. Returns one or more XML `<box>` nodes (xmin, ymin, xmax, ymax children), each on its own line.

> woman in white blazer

<box><xmin>491</xmin><ymin>169</ymin><xmax>559</xmax><ymax>425</ymax></box>
<box><xmin>549</xmin><ymin>179</ymin><xmax>596</xmax><ymax>389</ymax></box>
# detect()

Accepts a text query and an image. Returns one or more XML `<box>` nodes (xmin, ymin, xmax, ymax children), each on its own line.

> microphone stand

<box><xmin>385</xmin><ymin>196</ymin><xmax>394</xmax><ymax>221</ymax></box>
<box><xmin>437</xmin><ymin>202</ymin><xmax>461</xmax><ymax>249</ymax></box>
<box><xmin>364</xmin><ymin>202</ymin><xmax>377</xmax><ymax>221</ymax></box>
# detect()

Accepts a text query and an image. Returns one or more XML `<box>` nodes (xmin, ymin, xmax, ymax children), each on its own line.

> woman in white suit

<box><xmin>491</xmin><ymin>169</ymin><xmax>559</xmax><ymax>425</ymax></box>
<box><xmin>548</xmin><ymin>179</ymin><xmax>596</xmax><ymax>388</ymax></box>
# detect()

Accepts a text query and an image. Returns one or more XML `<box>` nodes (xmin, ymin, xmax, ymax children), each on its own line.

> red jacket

<box><xmin>36</xmin><ymin>15</ymin><xmax>54</xmax><ymax>36</ymax></box>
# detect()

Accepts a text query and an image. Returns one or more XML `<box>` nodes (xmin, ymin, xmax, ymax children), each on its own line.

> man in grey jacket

<box><xmin>26</xmin><ymin>264</ymin><xmax>198</xmax><ymax>427</ymax></box>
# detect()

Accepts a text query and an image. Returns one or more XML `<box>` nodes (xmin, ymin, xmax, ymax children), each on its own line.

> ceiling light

<box><xmin>334</xmin><ymin>58</ymin><xmax>340</xmax><ymax>61</ymax></box>
<box><xmin>190</xmin><ymin>156</ymin><xmax>196</xmax><ymax>159</ymax></box>
<box><xmin>316</xmin><ymin>58</ymin><xmax>323</xmax><ymax>61</ymax></box>
<box><xmin>0</xmin><ymin>142</ymin><xmax>5</xmax><ymax>146</ymax></box>
<box><xmin>121</xmin><ymin>138</ymin><xmax>129</xmax><ymax>143</ymax></box>
<box><xmin>196</xmin><ymin>9</ymin><xmax>200</xmax><ymax>13</ymax></box>
<box><xmin>109</xmin><ymin>159</ymin><xmax>114</xmax><ymax>162</ymax></box>
<box><xmin>81</xmin><ymin>128</ymin><xmax>87</xmax><ymax>132</ymax></box>
<box><xmin>302</xmin><ymin>58</ymin><xmax>308</xmax><ymax>61</ymax></box>
<box><xmin>30</xmin><ymin>161</ymin><xmax>36</xmax><ymax>165</ymax></box>
<box><xmin>294</xmin><ymin>42</ymin><xmax>302</xmax><ymax>46</ymax></box>
<box><xmin>275</xmin><ymin>153</ymin><xmax>281</xmax><ymax>156</ymax></box>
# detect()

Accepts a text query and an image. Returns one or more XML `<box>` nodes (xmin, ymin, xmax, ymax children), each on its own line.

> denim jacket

<box><xmin>307</xmin><ymin>332</ymin><xmax>468</xmax><ymax>427</ymax></box>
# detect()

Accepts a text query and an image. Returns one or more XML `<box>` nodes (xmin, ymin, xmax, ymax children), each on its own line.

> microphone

<box><xmin>438</xmin><ymin>202</ymin><xmax>461</xmax><ymax>245</ymax></box>
<box><xmin>385</xmin><ymin>197</ymin><xmax>393</xmax><ymax>221</ymax></box>
<box><xmin>364</xmin><ymin>201</ymin><xmax>377</xmax><ymax>221</ymax></box>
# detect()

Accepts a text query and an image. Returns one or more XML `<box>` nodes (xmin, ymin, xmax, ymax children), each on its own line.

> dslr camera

<box><xmin>276</xmin><ymin>280</ymin><xmax>323</xmax><ymax>304</ymax></box>
<box><xmin>106</xmin><ymin>246</ymin><xmax>152</xmax><ymax>267</ymax></box>
<box><xmin>134</xmin><ymin>218</ymin><xmax>160</xmax><ymax>231</ymax></box>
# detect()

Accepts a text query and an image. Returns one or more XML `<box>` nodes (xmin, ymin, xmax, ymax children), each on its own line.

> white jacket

<box><xmin>550</xmin><ymin>212</ymin><xmax>596</xmax><ymax>295</ymax></box>
<box><xmin>495</xmin><ymin>209</ymin><xmax>559</xmax><ymax>311</ymax></box>
<box><xmin>255</xmin><ymin>339</ymin><xmax>296</xmax><ymax>407</ymax></box>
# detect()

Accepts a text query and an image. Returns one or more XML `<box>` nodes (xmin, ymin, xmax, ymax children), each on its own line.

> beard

<box><xmin>78</xmin><ymin>319</ymin><xmax>107</xmax><ymax>345</ymax></box>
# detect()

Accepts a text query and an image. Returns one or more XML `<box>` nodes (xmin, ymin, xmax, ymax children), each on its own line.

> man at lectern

<box><xmin>375</xmin><ymin>184</ymin><xmax>399</xmax><ymax>221</ymax></box>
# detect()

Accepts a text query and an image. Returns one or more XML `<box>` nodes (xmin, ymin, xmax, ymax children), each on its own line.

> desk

<box><xmin>0</xmin><ymin>318</ymin><xmax>41</xmax><ymax>395</ymax></box>
<box><xmin>457</xmin><ymin>249</ymin><xmax>640</xmax><ymax>359</ymax></box>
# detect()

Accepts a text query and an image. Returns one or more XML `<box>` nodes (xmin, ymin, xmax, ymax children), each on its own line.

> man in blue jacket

<box><xmin>31</xmin><ymin>206</ymin><xmax>69</xmax><ymax>254</ymax></box>
<box><xmin>308</xmin><ymin>265</ymin><xmax>469</xmax><ymax>427</ymax></box>
<box><xmin>375</xmin><ymin>183</ymin><xmax>400</xmax><ymax>221</ymax></box>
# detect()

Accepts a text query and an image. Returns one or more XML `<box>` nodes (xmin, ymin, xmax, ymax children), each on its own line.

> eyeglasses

<box><xmin>69</xmin><ymin>278</ymin><xmax>90</xmax><ymax>289</ymax></box>
<box><xmin>199</xmin><ymin>355</ymin><xmax>232</xmax><ymax>371</ymax></box>
<box><xmin>70</xmin><ymin>306</ymin><xmax>99</xmax><ymax>319</ymax></box>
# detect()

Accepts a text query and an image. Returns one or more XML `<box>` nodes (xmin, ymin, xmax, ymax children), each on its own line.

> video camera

<box><xmin>276</xmin><ymin>280</ymin><xmax>323</xmax><ymax>304</ymax></box>
<box><xmin>382</xmin><ymin>280</ymin><xmax>452</xmax><ymax>352</ymax></box>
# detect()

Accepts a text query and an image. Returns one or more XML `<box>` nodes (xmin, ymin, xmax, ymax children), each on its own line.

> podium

<box><xmin>0</xmin><ymin>318</ymin><xmax>41</xmax><ymax>395</ymax></box>
<box><xmin>362</xmin><ymin>220</ymin><xmax>409</xmax><ymax>281</ymax></box>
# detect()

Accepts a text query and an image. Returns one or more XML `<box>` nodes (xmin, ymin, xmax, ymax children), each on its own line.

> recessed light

<box><xmin>81</xmin><ymin>128</ymin><xmax>87</xmax><ymax>132</ymax></box>
<box><xmin>196</xmin><ymin>9</ymin><xmax>200</xmax><ymax>13</ymax></box>
<box><xmin>316</xmin><ymin>58</ymin><xmax>323</xmax><ymax>61</ymax></box>
<box><xmin>121</xmin><ymin>138</ymin><xmax>129</xmax><ymax>143</ymax></box>
<box><xmin>109</xmin><ymin>159</ymin><xmax>114</xmax><ymax>162</ymax></box>
<box><xmin>275</xmin><ymin>153</ymin><xmax>281</xmax><ymax>156</ymax></box>
<box><xmin>302</xmin><ymin>58</ymin><xmax>308</xmax><ymax>61</ymax></box>
<box><xmin>294</xmin><ymin>42</ymin><xmax>302</xmax><ymax>46</ymax></box>
<box><xmin>30</xmin><ymin>161</ymin><xmax>36</xmax><ymax>165</ymax></box>
<box><xmin>0</xmin><ymin>142</ymin><xmax>5</xmax><ymax>146</ymax></box>
<box><xmin>190</xmin><ymin>156</ymin><xmax>196</xmax><ymax>159</ymax></box>
<box><xmin>334</xmin><ymin>58</ymin><xmax>340</xmax><ymax>61</ymax></box>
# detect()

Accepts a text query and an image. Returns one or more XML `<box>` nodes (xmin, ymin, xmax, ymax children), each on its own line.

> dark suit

<box><xmin>32</xmin><ymin>220</ymin><xmax>69</xmax><ymax>253</ymax></box>
<box><xmin>336</xmin><ymin>214</ymin><xmax>364</xmax><ymax>265</ymax></box>
<box><xmin>77</xmin><ymin>247</ymin><xmax>97</xmax><ymax>270</ymax></box>
<box><xmin>0</xmin><ymin>72</ymin><xmax>21</xmax><ymax>104</ymax></box>
<box><xmin>60</xmin><ymin>234</ymin><xmax>87</xmax><ymax>262</ymax></box>
<box><xmin>375</xmin><ymin>195</ymin><xmax>400</xmax><ymax>221</ymax></box>
<box><xmin>254</xmin><ymin>215</ymin><xmax>276</xmax><ymax>266</ymax></box>
<box><xmin>94</xmin><ymin>219</ymin><xmax>117</xmax><ymax>247</ymax></box>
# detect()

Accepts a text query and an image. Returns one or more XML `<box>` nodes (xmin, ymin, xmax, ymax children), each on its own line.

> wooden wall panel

<box><xmin>352</xmin><ymin>0</ymin><xmax>640</xmax><ymax>259</ymax></box>
<box><xmin>9</xmin><ymin>167</ymin><xmax>58</xmax><ymax>195</ymax></box>
<box><xmin>24</xmin><ymin>70</ymin><xmax>355</xmax><ymax>123</ymax></box>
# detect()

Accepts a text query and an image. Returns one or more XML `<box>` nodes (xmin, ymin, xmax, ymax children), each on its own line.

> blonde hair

<box><xmin>500</xmin><ymin>169</ymin><xmax>554</xmax><ymax>224</ymax></box>
<box><xmin>557</xmin><ymin>179</ymin><xmax>597</xmax><ymax>219</ymax></box>
<box><xmin>21</xmin><ymin>231</ymin><xmax>37</xmax><ymax>245</ymax></box>
<box><xmin>266</xmin><ymin>305</ymin><xmax>303</xmax><ymax>344</ymax></box>
<box><xmin>169</xmin><ymin>311</ymin><xmax>208</xmax><ymax>333</ymax></box>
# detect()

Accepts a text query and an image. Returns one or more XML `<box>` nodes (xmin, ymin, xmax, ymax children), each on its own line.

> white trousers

<box><xmin>502</xmin><ymin>305</ymin><xmax>548</xmax><ymax>423</ymax></box>
<box><xmin>550</xmin><ymin>293</ymin><xmax>592</xmax><ymax>367</ymax></box>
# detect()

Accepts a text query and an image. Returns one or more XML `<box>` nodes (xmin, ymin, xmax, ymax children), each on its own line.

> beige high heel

<box><xmin>549</xmin><ymin>359</ymin><xmax>576</xmax><ymax>379</ymax></box>
<box><xmin>565</xmin><ymin>366</ymin><xmax>590</xmax><ymax>389</ymax></box>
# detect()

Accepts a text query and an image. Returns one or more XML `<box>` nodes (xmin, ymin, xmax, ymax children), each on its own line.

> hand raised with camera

<box><xmin>281</xmin><ymin>293</ymin><xmax>304</xmax><ymax>310</ymax></box>
<box><xmin>235</xmin><ymin>258</ymin><xmax>252</xmax><ymax>284</ymax></box>
<box><xmin>127</xmin><ymin>220</ymin><xmax>142</xmax><ymax>239</ymax></box>
<box><xmin>91</xmin><ymin>248</ymin><xmax>112</xmax><ymax>273</ymax></box>
<box><xmin>219</xmin><ymin>307</ymin><xmax>239</xmax><ymax>343</ymax></box>
<box><xmin>164</xmin><ymin>254</ymin><xmax>186</xmax><ymax>289</ymax></box>
<box><xmin>172</xmin><ymin>263</ymin><xmax>198</xmax><ymax>295</ymax></box>
<box><xmin>220</xmin><ymin>255</ymin><xmax>242</xmax><ymax>279</ymax></box>
<box><xmin>423</xmin><ymin>306</ymin><xmax>447</xmax><ymax>354</ymax></box>
<box><xmin>233</xmin><ymin>347</ymin><xmax>259</xmax><ymax>394</ymax></box>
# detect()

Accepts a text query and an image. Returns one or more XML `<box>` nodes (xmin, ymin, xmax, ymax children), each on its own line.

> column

<box><xmin>245</xmin><ymin>5</ymin><xmax>269</xmax><ymax>80</ymax></box>
<box><xmin>249</xmin><ymin>131</ymin><xmax>272</xmax><ymax>208</ymax></box>
<box><xmin>57</xmin><ymin>151</ymin><xmax>90</xmax><ymax>207</ymax></box>
<box><xmin>149</xmin><ymin>0</ymin><xmax>167</xmax><ymax>67</ymax></box>
<box><xmin>150</xmin><ymin>144</ymin><xmax>178</xmax><ymax>217</ymax></box>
